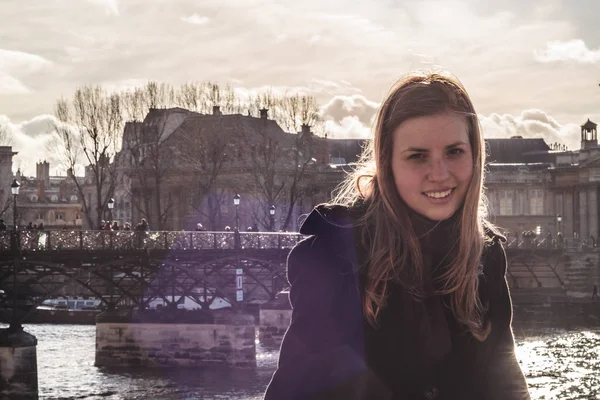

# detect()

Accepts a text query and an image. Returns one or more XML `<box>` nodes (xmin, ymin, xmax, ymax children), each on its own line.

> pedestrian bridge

<box><xmin>0</xmin><ymin>229</ymin><xmax>303</xmax><ymax>253</ymax></box>
<box><xmin>0</xmin><ymin>230</ymin><xmax>596</xmax><ymax>323</ymax></box>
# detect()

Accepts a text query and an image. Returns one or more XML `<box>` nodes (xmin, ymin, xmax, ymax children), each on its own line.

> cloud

<box><xmin>0</xmin><ymin>49</ymin><xmax>52</xmax><ymax>94</ymax></box>
<box><xmin>85</xmin><ymin>0</ymin><xmax>119</xmax><ymax>16</ymax></box>
<box><xmin>324</xmin><ymin>116</ymin><xmax>372</xmax><ymax>139</ymax></box>
<box><xmin>181</xmin><ymin>14</ymin><xmax>210</xmax><ymax>25</ymax></box>
<box><xmin>480</xmin><ymin>109</ymin><xmax>581</xmax><ymax>150</ymax></box>
<box><xmin>534</xmin><ymin>39</ymin><xmax>600</xmax><ymax>63</ymax></box>
<box><xmin>0</xmin><ymin>114</ymin><xmax>65</xmax><ymax>176</ymax></box>
<box><xmin>321</xmin><ymin>94</ymin><xmax>379</xmax><ymax>125</ymax></box>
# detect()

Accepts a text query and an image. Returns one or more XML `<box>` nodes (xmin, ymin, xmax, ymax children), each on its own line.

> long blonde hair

<box><xmin>332</xmin><ymin>72</ymin><xmax>493</xmax><ymax>341</ymax></box>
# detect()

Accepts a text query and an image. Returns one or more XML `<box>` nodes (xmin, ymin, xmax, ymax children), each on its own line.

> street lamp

<box><xmin>269</xmin><ymin>205</ymin><xmax>276</xmax><ymax>232</ymax></box>
<box><xmin>556</xmin><ymin>214</ymin><xmax>562</xmax><ymax>235</ymax></box>
<box><xmin>10</xmin><ymin>179</ymin><xmax>20</xmax><ymax>331</ymax></box>
<box><xmin>11</xmin><ymin>179</ymin><xmax>20</xmax><ymax>231</ymax></box>
<box><xmin>233</xmin><ymin>193</ymin><xmax>240</xmax><ymax>230</ymax></box>
<box><xmin>107</xmin><ymin>198</ymin><xmax>115</xmax><ymax>222</ymax></box>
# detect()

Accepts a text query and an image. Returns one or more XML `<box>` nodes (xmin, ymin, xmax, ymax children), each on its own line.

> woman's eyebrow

<box><xmin>401</xmin><ymin>141</ymin><xmax>468</xmax><ymax>154</ymax></box>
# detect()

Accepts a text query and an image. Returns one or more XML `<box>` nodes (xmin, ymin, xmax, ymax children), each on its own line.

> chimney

<box><xmin>212</xmin><ymin>105</ymin><xmax>222</xmax><ymax>116</ymax></box>
<box><xmin>259</xmin><ymin>108</ymin><xmax>268</xmax><ymax>119</ymax></box>
<box><xmin>36</xmin><ymin>160</ymin><xmax>50</xmax><ymax>183</ymax></box>
<box><xmin>300</xmin><ymin>124</ymin><xmax>311</xmax><ymax>136</ymax></box>
<box><xmin>59</xmin><ymin>180</ymin><xmax>67</xmax><ymax>201</ymax></box>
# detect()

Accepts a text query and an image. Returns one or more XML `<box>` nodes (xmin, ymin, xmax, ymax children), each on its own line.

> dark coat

<box><xmin>264</xmin><ymin>204</ymin><xmax>530</xmax><ymax>400</ymax></box>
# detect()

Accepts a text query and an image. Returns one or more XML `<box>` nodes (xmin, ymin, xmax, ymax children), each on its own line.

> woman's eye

<box><xmin>408</xmin><ymin>153</ymin><xmax>426</xmax><ymax>161</ymax></box>
<box><xmin>448</xmin><ymin>148</ymin><xmax>464</xmax><ymax>156</ymax></box>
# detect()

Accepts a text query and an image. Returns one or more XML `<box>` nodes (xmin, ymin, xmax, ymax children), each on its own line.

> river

<box><xmin>1</xmin><ymin>324</ymin><xmax>598</xmax><ymax>399</ymax></box>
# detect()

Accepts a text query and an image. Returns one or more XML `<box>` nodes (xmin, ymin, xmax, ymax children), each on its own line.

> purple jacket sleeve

<box><xmin>263</xmin><ymin>236</ymin><xmax>392</xmax><ymax>400</ymax></box>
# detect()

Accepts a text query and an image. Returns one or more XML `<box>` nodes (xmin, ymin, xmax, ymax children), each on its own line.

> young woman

<box><xmin>264</xmin><ymin>72</ymin><xmax>531</xmax><ymax>399</ymax></box>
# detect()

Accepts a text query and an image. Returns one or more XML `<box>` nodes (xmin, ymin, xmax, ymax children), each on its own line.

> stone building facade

<box><xmin>0</xmin><ymin>146</ymin><xmax>17</xmax><ymax>226</ymax></box>
<box><xmin>487</xmin><ymin>120</ymin><xmax>600</xmax><ymax>242</ymax></box>
<box><xmin>12</xmin><ymin>161</ymin><xmax>83</xmax><ymax>229</ymax></box>
<box><xmin>120</xmin><ymin>107</ymin><xmax>331</xmax><ymax>232</ymax></box>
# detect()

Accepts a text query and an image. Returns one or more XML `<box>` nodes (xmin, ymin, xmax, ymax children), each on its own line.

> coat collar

<box><xmin>299</xmin><ymin>203</ymin><xmax>355</xmax><ymax>235</ymax></box>
<box><xmin>300</xmin><ymin>203</ymin><xmax>505</xmax><ymax>244</ymax></box>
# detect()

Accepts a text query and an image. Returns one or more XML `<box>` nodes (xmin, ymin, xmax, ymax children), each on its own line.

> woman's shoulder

<box><xmin>298</xmin><ymin>202</ymin><xmax>365</xmax><ymax>236</ymax></box>
<box><xmin>480</xmin><ymin>236</ymin><xmax>508</xmax><ymax>289</ymax></box>
<box><xmin>288</xmin><ymin>203</ymin><xmax>363</xmax><ymax>279</ymax></box>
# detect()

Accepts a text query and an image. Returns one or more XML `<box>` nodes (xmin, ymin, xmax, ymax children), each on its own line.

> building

<box><xmin>0</xmin><ymin>146</ymin><xmax>18</xmax><ymax>227</ymax></box>
<box><xmin>120</xmin><ymin>107</ymin><xmax>330</xmax><ymax>232</ymax></box>
<box><xmin>13</xmin><ymin>161</ymin><xmax>84</xmax><ymax>229</ymax></box>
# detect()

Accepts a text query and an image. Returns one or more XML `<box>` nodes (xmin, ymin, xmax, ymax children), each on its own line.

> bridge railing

<box><xmin>504</xmin><ymin>237</ymin><xmax>596</xmax><ymax>251</ymax></box>
<box><xmin>0</xmin><ymin>230</ymin><xmax>305</xmax><ymax>252</ymax></box>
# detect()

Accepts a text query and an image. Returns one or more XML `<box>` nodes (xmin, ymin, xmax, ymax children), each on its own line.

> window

<box><xmin>530</xmin><ymin>189</ymin><xmax>544</xmax><ymax>215</ymax></box>
<box><xmin>56</xmin><ymin>213</ymin><xmax>64</xmax><ymax>220</ymax></box>
<box><xmin>499</xmin><ymin>190</ymin><xmax>513</xmax><ymax>215</ymax></box>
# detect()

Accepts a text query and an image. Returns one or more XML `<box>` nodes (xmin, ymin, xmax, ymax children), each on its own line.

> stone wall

<box><xmin>95</xmin><ymin>323</ymin><xmax>255</xmax><ymax>368</ymax></box>
<box><xmin>512</xmin><ymin>301</ymin><xmax>600</xmax><ymax>331</ymax></box>
<box><xmin>0</xmin><ymin>329</ymin><xmax>38</xmax><ymax>400</ymax></box>
<box><xmin>563</xmin><ymin>251</ymin><xmax>600</xmax><ymax>297</ymax></box>
<box><xmin>258</xmin><ymin>309</ymin><xmax>291</xmax><ymax>346</ymax></box>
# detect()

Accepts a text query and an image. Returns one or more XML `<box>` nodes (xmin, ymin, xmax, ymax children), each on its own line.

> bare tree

<box><xmin>0</xmin><ymin>118</ymin><xmax>12</xmax><ymax>146</ymax></box>
<box><xmin>176</xmin><ymin>118</ymin><xmax>239</xmax><ymax>230</ymax></box>
<box><xmin>53</xmin><ymin>86</ymin><xmax>123</xmax><ymax>229</ymax></box>
<box><xmin>245</xmin><ymin>93</ymin><xmax>321</xmax><ymax>231</ymax></box>
<box><xmin>125</xmin><ymin>123</ymin><xmax>176</xmax><ymax>230</ymax></box>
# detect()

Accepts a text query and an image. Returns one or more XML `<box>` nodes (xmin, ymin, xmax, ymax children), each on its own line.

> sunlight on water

<box><xmin>515</xmin><ymin>329</ymin><xmax>600</xmax><ymax>400</ymax></box>
<box><xmin>0</xmin><ymin>324</ymin><xmax>598</xmax><ymax>399</ymax></box>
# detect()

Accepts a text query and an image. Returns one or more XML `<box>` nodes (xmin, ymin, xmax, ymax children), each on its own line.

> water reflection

<box><xmin>515</xmin><ymin>329</ymin><xmax>600</xmax><ymax>400</ymax></box>
<box><xmin>0</xmin><ymin>324</ymin><xmax>597</xmax><ymax>399</ymax></box>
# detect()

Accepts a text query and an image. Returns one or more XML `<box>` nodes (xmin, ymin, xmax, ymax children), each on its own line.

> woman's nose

<box><xmin>428</xmin><ymin>159</ymin><xmax>450</xmax><ymax>181</ymax></box>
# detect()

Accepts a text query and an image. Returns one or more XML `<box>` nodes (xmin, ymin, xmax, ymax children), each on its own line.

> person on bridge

<box><xmin>265</xmin><ymin>72</ymin><xmax>531</xmax><ymax>400</ymax></box>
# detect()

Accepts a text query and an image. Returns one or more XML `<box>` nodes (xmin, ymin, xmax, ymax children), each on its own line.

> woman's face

<box><xmin>391</xmin><ymin>112</ymin><xmax>473</xmax><ymax>221</ymax></box>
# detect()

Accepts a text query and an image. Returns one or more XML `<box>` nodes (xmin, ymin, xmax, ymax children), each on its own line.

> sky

<box><xmin>1</xmin><ymin>0</ymin><xmax>599</xmax><ymax>176</ymax></box>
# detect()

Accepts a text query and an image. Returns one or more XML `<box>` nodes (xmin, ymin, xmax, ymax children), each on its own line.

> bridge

<box><xmin>0</xmin><ymin>229</ymin><xmax>303</xmax><ymax>329</ymax></box>
<box><xmin>0</xmin><ymin>229</ymin><xmax>596</xmax><ymax>329</ymax></box>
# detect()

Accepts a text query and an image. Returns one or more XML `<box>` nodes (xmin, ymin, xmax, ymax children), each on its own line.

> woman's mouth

<box><xmin>423</xmin><ymin>188</ymin><xmax>455</xmax><ymax>203</ymax></box>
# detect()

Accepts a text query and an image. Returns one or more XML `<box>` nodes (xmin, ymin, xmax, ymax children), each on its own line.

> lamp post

<box><xmin>556</xmin><ymin>214</ymin><xmax>562</xmax><ymax>235</ymax></box>
<box><xmin>11</xmin><ymin>179</ymin><xmax>20</xmax><ymax>231</ymax></box>
<box><xmin>233</xmin><ymin>193</ymin><xmax>241</xmax><ymax>250</ymax></box>
<box><xmin>10</xmin><ymin>179</ymin><xmax>20</xmax><ymax>331</ymax></box>
<box><xmin>269</xmin><ymin>205</ymin><xmax>276</xmax><ymax>232</ymax></box>
<box><xmin>107</xmin><ymin>198</ymin><xmax>115</xmax><ymax>222</ymax></box>
<box><xmin>233</xmin><ymin>193</ymin><xmax>240</xmax><ymax>231</ymax></box>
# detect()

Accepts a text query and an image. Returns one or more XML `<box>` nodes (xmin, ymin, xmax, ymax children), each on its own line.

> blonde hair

<box><xmin>332</xmin><ymin>72</ymin><xmax>493</xmax><ymax>341</ymax></box>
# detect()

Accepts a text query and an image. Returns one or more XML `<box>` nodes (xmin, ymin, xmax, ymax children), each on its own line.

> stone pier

<box><xmin>258</xmin><ymin>291</ymin><xmax>292</xmax><ymax>347</ymax></box>
<box><xmin>258</xmin><ymin>295</ymin><xmax>292</xmax><ymax>346</ymax></box>
<box><xmin>95</xmin><ymin>309</ymin><xmax>256</xmax><ymax>368</ymax></box>
<box><xmin>0</xmin><ymin>328</ymin><xmax>38</xmax><ymax>400</ymax></box>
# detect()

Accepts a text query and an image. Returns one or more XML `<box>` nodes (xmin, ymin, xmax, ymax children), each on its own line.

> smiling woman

<box><xmin>264</xmin><ymin>72</ymin><xmax>531</xmax><ymax>399</ymax></box>
<box><xmin>392</xmin><ymin>113</ymin><xmax>473</xmax><ymax>221</ymax></box>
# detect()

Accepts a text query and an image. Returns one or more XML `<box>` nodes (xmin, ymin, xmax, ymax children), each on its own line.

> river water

<box><xmin>1</xmin><ymin>324</ymin><xmax>598</xmax><ymax>400</ymax></box>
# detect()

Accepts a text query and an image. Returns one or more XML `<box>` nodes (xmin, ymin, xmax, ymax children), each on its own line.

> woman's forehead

<box><xmin>392</xmin><ymin>113</ymin><xmax>470</xmax><ymax>148</ymax></box>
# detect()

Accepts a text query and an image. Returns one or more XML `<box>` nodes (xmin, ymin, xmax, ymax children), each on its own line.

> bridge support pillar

<box><xmin>0</xmin><ymin>328</ymin><xmax>38</xmax><ymax>400</ymax></box>
<box><xmin>258</xmin><ymin>292</ymin><xmax>292</xmax><ymax>347</ymax></box>
<box><xmin>95</xmin><ymin>310</ymin><xmax>256</xmax><ymax>368</ymax></box>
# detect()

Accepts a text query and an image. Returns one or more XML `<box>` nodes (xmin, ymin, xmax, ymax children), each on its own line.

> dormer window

<box><xmin>29</xmin><ymin>195</ymin><xmax>38</xmax><ymax>202</ymax></box>
<box><xmin>70</xmin><ymin>195</ymin><xmax>78</xmax><ymax>202</ymax></box>
<box><xmin>50</xmin><ymin>195</ymin><xmax>58</xmax><ymax>203</ymax></box>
